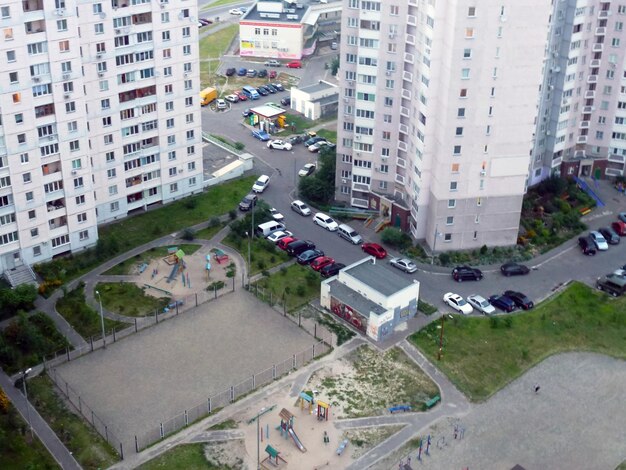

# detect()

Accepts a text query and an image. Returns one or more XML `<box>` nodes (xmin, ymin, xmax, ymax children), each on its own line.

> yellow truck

<box><xmin>200</xmin><ymin>87</ymin><xmax>217</xmax><ymax>106</ymax></box>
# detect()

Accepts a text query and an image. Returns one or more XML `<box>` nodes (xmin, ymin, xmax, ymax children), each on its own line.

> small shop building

<box><xmin>320</xmin><ymin>257</ymin><xmax>420</xmax><ymax>341</ymax></box>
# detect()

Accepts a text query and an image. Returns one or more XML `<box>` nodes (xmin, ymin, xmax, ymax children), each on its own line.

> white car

<box><xmin>443</xmin><ymin>293</ymin><xmax>474</xmax><ymax>315</ymax></box>
<box><xmin>216</xmin><ymin>99</ymin><xmax>227</xmax><ymax>110</ymax></box>
<box><xmin>313</xmin><ymin>212</ymin><xmax>338</xmax><ymax>231</ymax></box>
<box><xmin>270</xmin><ymin>208</ymin><xmax>284</xmax><ymax>221</ymax></box>
<box><xmin>267</xmin><ymin>140</ymin><xmax>292</xmax><ymax>151</ymax></box>
<box><xmin>225</xmin><ymin>94</ymin><xmax>239</xmax><ymax>103</ymax></box>
<box><xmin>589</xmin><ymin>231</ymin><xmax>609</xmax><ymax>251</ymax></box>
<box><xmin>291</xmin><ymin>200</ymin><xmax>311</xmax><ymax>216</ymax></box>
<box><xmin>298</xmin><ymin>163</ymin><xmax>316</xmax><ymax>177</ymax></box>
<box><xmin>389</xmin><ymin>258</ymin><xmax>418</xmax><ymax>274</ymax></box>
<box><xmin>267</xmin><ymin>230</ymin><xmax>293</xmax><ymax>243</ymax></box>
<box><xmin>467</xmin><ymin>294</ymin><xmax>496</xmax><ymax>315</ymax></box>
<box><xmin>252</xmin><ymin>175</ymin><xmax>270</xmax><ymax>193</ymax></box>
<box><xmin>229</xmin><ymin>8</ymin><xmax>243</xmax><ymax>15</ymax></box>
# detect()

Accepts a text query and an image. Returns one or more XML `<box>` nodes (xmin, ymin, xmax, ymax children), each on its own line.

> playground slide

<box><xmin>288</xmin><ymin>428</ymin><xmax>307</xmax><ymax>453</ymax></box>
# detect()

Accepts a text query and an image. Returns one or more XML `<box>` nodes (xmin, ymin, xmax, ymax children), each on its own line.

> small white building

<box><xmin>290</xmin><ymin>80</ymin><xmax>339</xmax><ymax>120</ymax></box>
<box><xmin>320</xmin><ymin>257</ymin><xmax>420</xmax><ymax>341</ymax></box>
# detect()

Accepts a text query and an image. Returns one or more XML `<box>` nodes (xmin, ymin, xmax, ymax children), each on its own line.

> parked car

<box><xmin>269</xmin><ymin>70</ymin><xmax>277</xmax><ymax>79</ymax></box>
<box><xmin>252</xmin><ymin>174</ymin><xmax>270</xmax><ymax>193</ymax></box>
<box><xmin>199</xmin><ymin>18</ymin><xmax>213</xmax><ymax>25</ymax></box>
<box><xmin>291</xmin><ymin>200</ymin><xmax>311</xmax><ymax>216</ymax></box>
<box><xmin>489</xmin><ymin>294</ymin><xmax>516</xmax><ymax>313</ymax></box>
<box><xmin>287</xmin><ymin>240</ymin><xmax>316</xmax><ymax>257</ymax></box>
<box><xmin>305</xmin><ymin>136</ymin><xmax>326</xmax><ymax>147</ymax></box>
<box><xmin>247</xmin><ymin>69</ymin><xmax>257</xmax><ymax>77</ymax></box>
<box><xmin>256</xmin><ymin>86</ymin><xmax>269</xmax><ymax>96</ymax></box>
<box><xmin>238</xmin><ymin>193</ymin><xmax>257</xmax><ymax>211</ymax></box>
<box><xmin>236</xmin><ymin>90</ymin><xmax>248</xmax><ymax>101</ymax></box>
<box><xmin>229</xmin><ymin>8</ymin><xmax>244</xmax><ymax>15</ymax></box>
<box><xmin>310</xmin><ymin>256</ymin><xmax>335</xmax><ymax>272</ymax></box>
<box><xmin>578</xmin><ymin>236</ymin><xmax>597</xmax><ymax>255</ymax></box>
<box><xmin>598</xmin><ymin>226</ymin><xmax>620</xmax><ymax>245</ymax></box>
<box><xmin>272</xmin><ymin>83</ymin><xmax>285</xmax><ymax>92</ymax></box>
<box><xmin>286</xmin><ymin>61</ymin><xmax>302</xmax><ymax>68</ymax></box>
<box><xmin>280</xmin><ymin>97</ymin><xmax>291</xmax><ymax>106</ymax></box>
<box><xmin>242</xmin><ymin>108</ymin><xmax>253</xmax><ymax>117</ymax></box>
<box><xmin>389</xmin><ymin>258</ymin><xmax>418</xmax><ymax>274</ymax></box>
<box><xmin>289</xmin><ymin>135</ymin><xmax>304</xmax><ymax>145</ymax></box>
<box><xmin>237</xmin><ymin>67</ymin><xmax>247</xmax><ymax>76</ymax></box>
<box><xmin>267</xmin><ymin>140</ymin><xmax>292</xmax><ymax>150</ymax></box>
<box><xmin>596</xmin><ymin>274</ymin><xmax>626</xmax><ymax>297</ymax></box>
<box><xmin>225</xmin><ymin>67</ymin><xmax>236</xmax><ymax>76</ymax></box>
<box><xmin>258</xmin><ymin>69</ymin><xmax>268</xmax><ymax>78</ymax></box>
<box><xmin>361</xmin><ymin>243</ymin><xmax>387</xmax><ymax>259</ymax></box>
<box><xmin>225</xmin><ymin>94</ymin><xmax>239</xmax><ymax>103</ymax></box>
<box><xmin>320</xmin><ymin>262</ymin><xmax>345</xmax><ymax>278</ymax></box>
<box><xmin>313</xmin><ymin>212</ymin><xmax>338</xmax><ymax>231</ymax></box>
<box><xmin>503</xmin><ymin>290</ymin><xmax>534</xmax><ymax>310</ymax></box>
<box><xmin>297</xmin><ymin>249</ymin><xmax>325</xmax><ymax>265</ymax></box>
<box><xmin>612</xmin><ymin>220</ymin><xmax>626</xmax><ymax>236</ymax></box>
<box><xmin>277</xmin><ymin>236</ymin><xmax>298</xmax><ymax>251</ymax></box>
<box><xmin>266</xmin><ymin>230</ymin><xmax>293</xmax><ymax>243</ymax></box>
<box><xmin>467</xmin><ymin>294</ymin><xmax>496</xmax><ymax>315</ymax></box>
<box><xmin>500</xmin><ymin>262</ymin><xmax>530</xmax><ymax>276</ymax></box>
<box><xmin>452</xmin><ymin>265</ymin><xmax>483</xmax><ymax>282</ymax></box>
<box><xmin>265</xmin><ymin>84</ymin><xmax>278</xmax><ymax>93</ymax></box>
<box><xmin>308</xmin><ymin>141</ymin><xmax>332</xmax><ymax>152</ymax></box>
<box><xmin>265</xmin><ymin>60</ymin><xmax>281</xmax><ymax>67</ymax></box>
<box><xmin>619</xmin><ymin>212</ymin><xmax>626</xmax><ymax>223</ymax></box>
<box><xmin>589</xmin><ymin>231</ymin><xmax>609</xmax><ymax>251</ymax></box>
<box><xmin>270</xmin><ymin>208</ymin><xmax>284</xmax><ymax>221</ymax></box>
<box><xmin>251</xmin><ymin>130</ymin><xmax>271</xmax><ymax>141</ymax></box>
<box><xmin>443</xmin><ymin>293</ymin><xmax>473</xmax><ymax>315</ymax></box>
<box><xmin>298</xmin><ymin>163</ymin><xmax>316</xmax><ymax>176</ymax></box>
<box><xmin>216</xmin><ymin>99</ymin><xmax>227</xmax><ymax>110</ymax></box>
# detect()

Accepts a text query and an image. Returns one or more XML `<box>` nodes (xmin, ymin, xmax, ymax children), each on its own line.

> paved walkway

<box><xmin>0</xmin><ymin>368</ymin><xmax>82</xmax><ymax>470</ymax></box>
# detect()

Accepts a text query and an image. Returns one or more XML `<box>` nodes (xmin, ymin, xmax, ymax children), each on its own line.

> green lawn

<box><xmin>199</xmin><ymin>24</ymin><xmax>238</xmax><ymax>59</ymax></box>
<box><xmin>0</xmin><ymin>400</ymin><xmax>60</xmax><ymax>470</ymax></box>
<box><xmin>0</xmin><ymin>313</ymin><xmax>69</xmax><ymax>375</ymax></box>
<box><xmin>28</xmin><ymin>376</ymin><xmax>119</xmax><ymax>470</ymax></box>
<box><xmin>138</xmin><ymin>443</ymin><xmax>232</xmax><ymax>470</ymax></box>
<box><xmin>195</xmin><ymin>222</ymin><xmax>226</xmax><ymax>240</ymax></box>
<box><xmin>222</xmin><ymin>235</ymin><xmax>290</xmax><ymax>275</ymax></box>
<box><xmin>201</xmin><ymin>0</ymin><xmax>241</xmax><ymax>10</ymax></box>
<box><xmin>410</xmin><ymin>282</ymin><xmax>626</xmax><ymax>402</ymax></box>
<box><xmin>316</xmin><ymin>129</ymin><xmax>337</xmax><ymax>142</ymax></box>
<box><xmin>104</xmin><ymin>244</ymin><xmax>202</xmax><ymax>275</ymax></box>
<box><xmin>56</xmin><ymin>283</ymin><xmax>126</xmax><ymax>339</ymax></box>
<box><xmin>254</xmin><ymin>264</ymin><xmax>321</xmax><ymax>311</ymax></box>
<box><xmin>282</xmin><ymin>113</ymin><xmax>316</xmax><ymax>133</ymax></box>
<box><xmin>95</xmin><ymin>283</ymin><xmax>170</xmax><ymax>317</ymax></box>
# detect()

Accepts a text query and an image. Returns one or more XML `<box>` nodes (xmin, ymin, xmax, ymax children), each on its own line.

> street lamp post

<box><xmin>431</xmin><ymin>224</ymin><xmax>440</xmax><ymax>265</ymax></box>
<box><xmin>255</xmin><ymin>406</ymin><xmax>266</xmax><ymax>470</ymax></box>
<box><xmin>21</xmin><ymin>368</ymin><xmax>33</xmax><ymax>438</ymax></box>
<box><xmin>95</xmin><ymin>290</ymin><xmax>106</xmax><ymax>349</ymax></box>
<box><xmin>245</xmin><ymin>231</ymin><xmax>251</xmax><ymax>285</ymax></box>
<box><xmin>437</xmin><ymin>314</ymin><xmax>454</xmax><ymax>361</ymax></box>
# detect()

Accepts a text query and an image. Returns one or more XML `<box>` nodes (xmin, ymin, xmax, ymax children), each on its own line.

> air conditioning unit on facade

<box><xmin>71</xmin><ymin>169</ymin><xmax>77</xmax><ymax>175</ymax></box>
<box><xmin>341</xmin><ymin>179</ymin><xmax>347</xmax><ymax>184</ymax></box>
<box><xmin>96</xmin><ymin>54</ymin><xmax>102</xmax><ymax>59</ymax></box>
<box><xmin>33</xmin><ymin>77</ymin><xmax>40</xmax><ymax>82</ymax></box>
<box><xmin>98</xmin><ymin>72</ymin><xmax>105</xmax><ymax>77</ymax></box>
<box><xmin>62</xmin><ymin>73</ymin><xmax>70</xmax><ymax>80</ymax></box>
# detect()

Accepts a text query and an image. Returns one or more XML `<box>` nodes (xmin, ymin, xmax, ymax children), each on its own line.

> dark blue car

<box><xmin>237</xmin><ymin>67</ymin><xmax>247</xmax><ymax>76</ymax></box>
<box><xmin>297</xmin><ymin>249</ymin><xmax>324</xmax><ymax>265</ymax></box>
<box><xmin>488</xmin><ymin>294</ymin><xmax>516</xmax><ymax>313</ymax></box>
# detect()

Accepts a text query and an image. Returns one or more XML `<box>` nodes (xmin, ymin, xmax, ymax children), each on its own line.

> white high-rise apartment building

<box><xmin>530</xmin><ymin>0</ymin><xmax>626</xmax><ymax>184</ymax></box>
<box><xmin>335</xmin><ymin>0</ymin><xmax>551</xmax><ymax>251</ymax></box>
<box><xmin>0</xmin><ymin>0</ymin><xmax>202</xmax><ymax>274</ymax></box>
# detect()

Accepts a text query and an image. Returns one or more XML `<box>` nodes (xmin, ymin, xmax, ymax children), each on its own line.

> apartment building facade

<box><xmin>530</xmin><ymin>0</ymin><xmax>626</xmax><ymax>184</ymax></box>
<box><xmin>335</xmin><ymin>0</ymin><xmax>551</xmax><ymax>251</ymax></box>
<box><xmin>0</xmin><ymin>0</ymin><xmax>202</xmax><ymax>275</ymax></box>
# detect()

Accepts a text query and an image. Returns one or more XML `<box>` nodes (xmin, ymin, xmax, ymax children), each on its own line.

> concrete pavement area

<box><xmin>55</xmin><ymin>291</ymin><xmax>316</xmax><ymax>450</ymax></box>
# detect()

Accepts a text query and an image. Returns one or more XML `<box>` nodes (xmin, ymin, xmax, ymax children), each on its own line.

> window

<box><xmin>468</xmin><ymin>6</ymin><xmax>476</xmax><ymax>17</ymax></box>
<box><xmin>107</xmin><ymin>169</ymin><xmax>116</xmax><ymax>178</ymax></box>
<box><xmin>17</xmin><ymin>134</ymin><xmax>26</xmax><ymax>145</ymax></box>
<box><xmin>77</xmin><ymin>213</ymin><xmax>87</xmax><ymax>223</ymax></box>
<box><xmin>59</xmin><ymin>40</ymin><xmax>70</xmax><ymax>52</ymax></box>
<box><xmin>102</xmin><ymin>116</ymin><xmax>112</xmax><ymax>127</ymax></box>
<box><xmin>111</xmin><ymin>201</ymin><xmax>119</xmax><ymax>212</ymax></box>
<box><xmin>465</xmin><ymin>28</ymin><xmax>474</xmax><ymax>38</ymax></box>
<box><xmin>444</xmin><ymin>233</ymin><xmax>452</xmax><ymax>242</ymax></box>
<box><xmin>94</xmin><ymin>23</ymin><xmax>104</xmax><ymax>34</ymax></box>
<box><xmin>6</xmin><ymin>50</ymin><xmax>15</xmax><ymax>62</ymax></box>
<box><xmin>104</xmin><ymin>134</ymin><xmax>113</xmax><ymax>145</ymax></box>
<box><xmin>170</xmin><ymin>183</ymin><xmax>178</xmax><ymax>193</ymax></box>
<box><xmin>23</xmin><ymin>172</ymin><xmax>31</xmax><ymax>183</ymax></box>
<box><xmin>69</xmin><ymin>140</ymin><xmax>79</xmax><ymax>152</ymax></box>
<box><xmin>57</xmin><ymin>19</ymin><xmax>67</xmax><ymax>32</ymax></box>
<box><xmin>79</xmin><ymin>230</ymin><xmax>89</xmax><ymax>241</ymax></box>
<box><xmin>101</xmin><ymin>99</ymin><xmax>110</xmax><ymax>110</ymax></box>
<box><xmin>74</xmin><ymin>177</ymin><xmax>84</xmax><ymax>188</ymax></box>
<box><xmin>20</xmin><ymin>153</ymin><xmax>28</xmax><ymax>163</ymax></box>
<box><xmin>461</xmin><ymin>68</ymin><xmax>470</xmax><ymax>79</ymax></box>
<box><xmin>463</xmin><ymin>48</ymin><xmax>472</xmax><ymax>59</ymax></box>
<box><xmin>162</xmin><ymin>31</ymin><xmax>170</xmax><ymax>41</ymax></box>
<box><xmin>76</xmin><ymin>195</ymin><xmax>85</xmax><ymax>205</ymax></box>
<box><xmin>25</xmin><ymin>191</ymin><xmax>33</xmax><ymax>202</ymax></box>
<box><xmin>451</xmin><ymin>163</ymin><xmax>460</xmax><ymax>173</ymax></box>
<box><xmin>65</xmin><ymin>102</ymin><xmax>76</xmax><ymax>113</ymax></box>
<box><xmin>455</xmin><ymin>127</ymin><xmax>463</xmax><ymax>136</ymax></box>
<box><xmin>28</xmin><ymin>210</ymin><xmax>36</xmax><ymax>220</ymax></box>
<box><xmin>458</xmin><ymin>108</ymin><xmax>466</xmax><ymax>117</ymax></box>
<box><xmin>450</xmin><ymin>182</ymin><xmax>458</xmax><ymax>191</ymax></box>
<box><xmin>446</xmin><ymin>216</ymin><xmax>454</xmax><ymax>225</ymax></box>
<box><xmin>453</xmin><ymin>145</ymin><xmax>462</xmax><ymax>155</ymax></box>
<box><xmin>1</xmin><ymin>6</ymin><xmax>10</xmax><ymax>18</ymax></box>
<box><xmin>448</xmin><ymin>199</ymin><xmax>456</xmax><ymax>208</ymax></box>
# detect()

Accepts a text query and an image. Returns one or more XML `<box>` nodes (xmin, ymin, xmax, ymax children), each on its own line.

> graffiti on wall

<box><xmin>330</xmin><ymin>298</ymin><xmax>367</xmax><ymax>333</ymax></box>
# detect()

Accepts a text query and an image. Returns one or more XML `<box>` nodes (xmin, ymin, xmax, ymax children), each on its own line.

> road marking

<box><xmin>532</xmin><ymin>244</ymin><xmax>575</xmax><ymax>269</ymax></box>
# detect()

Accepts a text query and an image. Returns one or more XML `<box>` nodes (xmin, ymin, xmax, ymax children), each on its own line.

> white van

<box><xmin>256</xmin><ymin>221</ymin><xmax>286</xmax><ymax>237</ymax></box>
<box><xmin>252</xmin><ymin>175</ymin><xmax>270</xmax><ymax>193</ymax></box>
<box><xmin>337</xmin><ymin>224</ymin><xmax>362</xmax><ymax>244</ymax></box>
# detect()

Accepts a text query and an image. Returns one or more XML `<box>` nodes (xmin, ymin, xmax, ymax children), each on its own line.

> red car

<box><xmin>277</xmin><ymin>236</ymin><xmax>298</xmax><ymax>251</ymax></box>
<box><xmin>286</xmin><ymin>61</ymin><xmax>302</xmax><ymax>69</ymax></box>
<box><xmin>235</xmin><ymin>90</ymin><xmax>247</xmax><ymax>101</ymax></box>
<box><xmin>310</xmin><ymin>256</ymin><xmax>335</xmax><ymax>271</ymax></box>
<box><xmin>361</xmin><ymin>243</ymin><xmax>387</xmax><ymax>259</ymax></box>
<box><xmin>269</xmin><ymin>70</ymin><xmax>277</xmax><ymax>79</ymax></box>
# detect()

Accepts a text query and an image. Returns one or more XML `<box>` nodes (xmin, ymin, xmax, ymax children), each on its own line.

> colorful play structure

<box><xmin>262</xmin><ymin>445</ymin><xmax>288</xmax><ymax>467</ymax></box>
<box><xmin>277</xmin><ymin>408</ymin><xmax>307</xmax><ymax>452</ymax></box>
<box><xmin>297</xmin><ymin>392</ymin><xmax>331</xmax><ymax>421</ymax></box>
<box><xmin>165</xmin><ymin>247</ymin><xmax>186</xmax><ymax>284</ymax></box>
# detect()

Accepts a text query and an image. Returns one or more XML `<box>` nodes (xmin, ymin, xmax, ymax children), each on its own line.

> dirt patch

<box><xmin>306</xmin><ymin>345</ymin><xmax>439</xmax><ymax>418</ymax></box>
<box><xmin>343</xmin><ymin>425</ymin><xmax>405</xmax><ymax>459</ymax></box>
<box><xmin>203</xmin><ymin>440</ymin><xmax>247</xmax><ymax>469</ymax></box>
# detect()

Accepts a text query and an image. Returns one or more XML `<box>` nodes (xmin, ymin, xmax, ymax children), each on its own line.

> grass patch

<box><xmin>418</xmin><ymin>299</ymin><xmax>438</xmax><ymax>316</ymax></box>
<box><xmin>208</xmin><ymin>419</ymin><xmax>238</xmax><ymax>430</ymax></box>
<box><xmin>35</xmin><ymin>177</ymin><xmax>255</xmax><ymax>287</ymax></box>
<box><xmin>199</xmin><ymin>24</ymin><xmax>238</xmax><ymax>59</ymax></box>
<box><xmin>315</xmin><ymin>312</ymin><xmax>356</xmax><ymax>346</ymax></box>
<box><xmin>222</xmin><ymin>235</ymin><xmax>290</xmax><ymax>275</ymax></box>
<box><xmin>28</xmin><ymin>376</ymin><xmax>119</xmax><ymax>469</ymax></box>
<box><xmin>103</xmin><ymin>244</ymin><xmax>202</xmax><ymax>275</ymax></box>
<box><xmin>254</xmin><ymin>264</ymin><xmax>320</xmax><ymax>311</ymax></box>
<box><xmin>56</xmin><ymin>283</ymin><xmax>126</xmax><ymax>339</ymax></box>
<box><xmin>0</xmin><ymin>312</ymin><xmax>69</xmax><ymax>375</ymax></box>
<box><xmin>316</xmin><ymin>129</ymin><xmax>337</xmax><ymax>142</ymax></box>
<box><xmin>138</xmin><ymin>443</ymin><xmax>239</xmax><ymax>470</ymax></box>
<box><xmin>0</xmin><ymin>399</ymin><xmax>60</xmax><ymax>470</ymax></box>
<box><xmin>410</xmin><ymin>282</ymin><xmax>626</xmax><ymax>402</ymax></box>
<box><xmin>343</xmin><ymin>425</ymin><xmax>404</xmax><ymax>459</ymax></box>
<box><xmin>95</xmin><ymin>282</ymin><xmax>170</xmax><ymax>317</ymax></box>
<box><xmin>201</xmin><ymin>0</ymin><xmax>241</xmax><ymax>9</ymax></box>
<box><xmin>195</xmin><ymin>222</ymin><xmax>226</xmax><ymax>240</ymax></box>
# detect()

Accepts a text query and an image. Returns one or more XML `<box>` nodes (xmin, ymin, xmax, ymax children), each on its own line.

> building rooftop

<box><xmin>250</xmin><ymin>104</ymin><xmax>286</xmax><ymax>118</ymax></box>
<box><xmin>327</xmin><ymin>280</ymin><xmax>387</xmax><ymax>316</ymax></box>
<box><xmin>345</xmin><ymin>258</ymin><xmax>415</xmax><ymax>297</ymax></box>
<box><xmin>298</xmin><ymin>81</ymin><xmax>338</xmax><ymax>95</ymax></box>
<box><xmin>243</xmin><ymin>1</ymin><xmax>309</xmax><ymax>24</ymax></box>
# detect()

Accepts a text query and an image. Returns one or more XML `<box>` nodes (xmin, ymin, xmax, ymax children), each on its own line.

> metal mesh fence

<box><xmin>233</xmin><ymin>376</ymin><xmax>254</xmax><ymax>401</ymax></box>
<box><xmin>255</xmin><ymin>366</ymin><xmax>274</xmax><ymax>389</ymax></box>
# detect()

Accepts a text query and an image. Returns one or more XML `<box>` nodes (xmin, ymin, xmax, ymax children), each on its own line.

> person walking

<box><xmin>534</xmin><ymin>383</ymin><xmax>541</xmax><ymax>393</ymax></box>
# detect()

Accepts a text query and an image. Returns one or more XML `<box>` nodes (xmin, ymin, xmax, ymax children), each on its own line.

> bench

<box><xmin>424</xmin><ymin>395</ymin><xmax>441</xmax><ymax>409</ymax></box>
<box><xmin>213</xmin><ymin>249</ymin><xmax>229</xmax><ymax>264</ymax></box>
<box><xmin>388</xmin><ymin>405</ymin><xmax>411</xmax><ymax>413</ymax></box>
<box><xmin>336</xmin><ymin>439</ymin><xmax>348</xmax><ymax>456</ymax></box>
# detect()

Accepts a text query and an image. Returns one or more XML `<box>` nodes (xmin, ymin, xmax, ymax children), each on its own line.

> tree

<box><xmin>298</xmin><ymin>147</ymin><xmax>336</xmax><ymax>205</ymax></box>
<box><xmin>330</xmin><ymin>56</ymin><xmax>340</xmax><ymax>76</ymax></box>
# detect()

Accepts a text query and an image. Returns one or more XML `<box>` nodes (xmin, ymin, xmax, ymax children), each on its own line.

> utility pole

<box><xmin>437</xmin><ymin>314</ymin><xmax>445</xmax><ymax>361</ymax></box>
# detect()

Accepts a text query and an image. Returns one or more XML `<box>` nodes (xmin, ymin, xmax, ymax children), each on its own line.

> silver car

<box><xmin>389</xmin><ymin>258</ymin><xmax>418</xmax><ymax>274</ymax></box>
<box><xmin>467</xmin><ymin>294</ymin><xmax>496</xmax><ymax>315</ymax></box>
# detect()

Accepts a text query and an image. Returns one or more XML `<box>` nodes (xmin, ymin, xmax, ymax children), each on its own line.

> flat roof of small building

<box><xmin>250</xmin><ymin>104</ymin><xmax>286</xmax><ymax>118</ymax></box>
<box><xmin>243</xmin><ymin>2</ymin><xmax>308</xmax><ymax>24</ymax></box>
<box><xmin>327</xmin><ymin>280</ymin><xmax>387</xmax><ymax>316</ymax></box>
<box><xmin>345</xmin><ymin>259</ymin><xmax>415</xmax><ymax>297</ymax></box>
<box><xmin>297</xmin><ymin>81</ymin><xmax>338</xmax><ymax>94</ymax></box>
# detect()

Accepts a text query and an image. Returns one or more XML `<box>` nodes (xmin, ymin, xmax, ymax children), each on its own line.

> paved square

<box><xmin>56</xmin><ymin>292</ymin><xmax>315</xmax><ymax>448</ymax></box>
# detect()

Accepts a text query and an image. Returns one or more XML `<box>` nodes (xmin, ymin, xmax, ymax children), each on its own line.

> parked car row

<box><xmin>579</xmin><ymin>220</ymin><xmax>626</xmax><ymax>255</ymax></box>
<box><xmin>444</xmin><ymin>289</ymin><xmax>534</xmax><ymax>315</ymax></box>
<box><xmin>596</xmin><ymin>262</ymin><xmax>626</xmax><ymax>297</ymax></box>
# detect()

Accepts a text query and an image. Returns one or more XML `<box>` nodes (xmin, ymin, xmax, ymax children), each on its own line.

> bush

<box><xmin>208</xmin><ymin>216</ymin><xmax>221</xmax><ymax>228</ymax></box>
<box><xmin>207</xmin><ymin>281</ymin><xmax>225</xmax><ymax>291</ymax></box>
<box><xmin>229</xmin><ymin>209</ymin><xmax>238</xmax><ymax>220</ymax></box>
<box><xmin>180</xmin><ymin>228</ymin><xmax>195</xmax><ymax>241</ymax></box>
<box><xmin>234</xmin><ymin>142</ymin><xmax>245</xmax><ymax>150</ymax></box>
<box><xmin>380</xmin><ymin>228</ymin><xmax>412</xmax><ymax>249</ymax></box>
<box><xmin>295</xmin><ymin>285</ymin><xmax>306</xmax><ymax>296</ymax></box>
<box><xmin>183</xmin><ymin>198</ymin><xmax>198</xmax><ymax>209</ymax></box>
<box><xmin>438</xmin><ymin>252</ymin><xmax>451</xmax><ymax>266</ymax></box>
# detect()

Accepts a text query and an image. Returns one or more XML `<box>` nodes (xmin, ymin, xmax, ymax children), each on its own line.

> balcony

<box><xmin>589</xmin><ymin>59</ymin><xmax>601</xmax><ymax>68</ymax></box>
<box><xmin>583</xmin><ymin>105</ymin><xmax>594</xmax><ymax>113</ymax></box>
<box><xmin>579</xmin><ymin>120</ymin><xmax>590</xmax><ymax>129</ymax></box>
<box><xmin>592</xmin><ymin>43</ymin><xmax>604</xmax><ymax>52</ymax></box>
<box><xmin>401</xmin><ymin>88</ymin><xmax>412</xmax><ymax>100</ymax></box>
<box><xmin>577</xmin><ymin>135</ymin><xmax>588</xmax><ymax>144</ymax></box>
<box><xmin>595</xmin><ymin>27</ymin><xmax>606</xmax><ymax>35</ymax></box>
<box><xmin>351</xmin><ymin>197</ymin><xmax>369</xmax><ymax>208</ymax></box>
<box><xmin>404</xmin><ymin>52</ymin><xmax>414</xmax><ymax>64</ymax></box>
<box><xmin>125</xmin><ymin>175</ymin><xmax>143</xmax><ymax>188</ymax></box>
<box><xmin>48</xmin><ymin>216</ymin><xmax>67</xmax><ymax>231</ymax></box>
<box><xmin>42</xmin><ymin>161</ymin><xmax>62</xmax><ymax>177</ymax></box>
<box><xmin>598</xmin><ymin>10</ymin><xmax>609</xmax><ymax>19</ymax></box>
<box><xmin>406</xmin><ymin>34</ymin><xmax>415</xmax><ymax>45</ymax></box>
<box><xmin>22</xmin><ymin>0</ymin><xmax>43</xmax><ymax>11</ymax></box>
<box><xmin>400</xmin><ymin>106</ymin><xmax>410</xmax><ymax>118</ymax></box>
<box><xmin>609</xmin><ymin>153</ymin><xmax>625</xmax><ymax>163</ymax></box>
<box><xmin>402</xmin><ymin>71</ymin><xmax>413</xmax><ymax>83</ymax></box>
<box><xmin>551</xmin><ymin>156</ymin><xmax>563</xmax><ymax>167</ymax></box>
<box><xmin>112</xmin><ymin>0</ymin><xmax>130</xmax><ymax>8</ymax></box>
<box><xmin>399</xmin><ymin>124</ymin><xmax>409</xmax><ymax>135</ymax></box>
<box><xmin>25</xmin><ymin>19</ymin><xmax>45</xmax><ymax>35</ymax></box>
<box><xmin>46</xmin><ymin>198</ymin><xmax>65</xmax><ymax>213</ymax></box>
<box><xmin>398</xmin><ymin>141</ymin><xmax>408</xmax><ymax>152</ymax></box>
<box><xmin>584</xmin><ymin>90</ymin><xmax>596</xmax><ymax>99</ymax></box>
<box><xmin>587</xmin><ymin>75</ymin><xmax>598</xmax><ymax>83</ymax></box>
<box><xmin>407</xmin><ymin>15</ymin><xmax>416</xmax><ymax>26</ymax></box>
<box><xmin>352</xmin><ymin>182</ymin><xmax>370</xmax><ymax>192</ymax></box>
